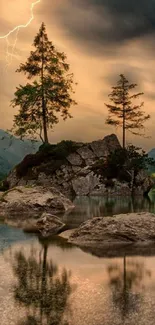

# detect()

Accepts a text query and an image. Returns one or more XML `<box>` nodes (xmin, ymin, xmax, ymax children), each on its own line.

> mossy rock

<box><xmin>16</xmin><ymin>140</ymin><xmax>81</xmax><ymax>178</ymax></box>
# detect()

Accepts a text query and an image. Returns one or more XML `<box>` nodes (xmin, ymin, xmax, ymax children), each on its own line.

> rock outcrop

<box><xmin>69</xmin><ymin>212</ymin><xmax>155</xmax><ymax>247</ymax></box>
<box><xmin>0</xmin><ymin>185</ymin><xmax>74</xmax><ymax>219</ymax></box>
<box><xmin>5</xmin><ymin>134</ymin><xmax>153</xmax><ymax>197</ymax></box>
<box><xmin>135</xmin><ymin>170</ymin><xmax>154</xmax><ymax>195</ymax></box>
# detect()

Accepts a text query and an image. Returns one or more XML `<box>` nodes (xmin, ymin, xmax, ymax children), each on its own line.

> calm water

<box><xmin>63</xmin><ymin>191</ymin><xmax>155</xmax><ymax>228</ymax></box>
<box><xmin>1</xmin><ymin>195</ymin><xmax>155</xmax><ymax>325</ymax></box>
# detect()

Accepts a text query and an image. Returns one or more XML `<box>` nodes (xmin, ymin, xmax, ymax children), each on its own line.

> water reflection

<box><xmin>64</xmin><ymin>194</ymin><xmax>155</xmax><ymax>228</ymax></box>
<box><xmin>12</xmin><ymin>239</ymin><xmax>72</xmax><ymax>325</ymax></box>
<box><xmin>1</xmin><ymin>230</ymin><xmax>155</xmax><ymax>325</ymax></box>
<box><xmin>107</xmin><ymin>257</ymin><xmax>151</xmax><ymax>323</ymax></box>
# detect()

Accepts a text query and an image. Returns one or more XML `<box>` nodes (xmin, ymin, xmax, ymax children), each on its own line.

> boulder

<box><xmin>77</xmin><ymin>145</ymin><xmax>96</xmax><ymax>165</ymax></box>
<box><xmin>135</xmin><ymin>170</ymin><xmax>154</xmax><ymax>195</ymax></box>
<box><xmin>72</xmin><ymin>172</ymin><xmax>100</xmax><ymax>195</ymax></box>
<box><xmin>0</xmin><ymin>185</ymin><xmax>74</xmax><ymax>219</ymax></box>
<box><xmin>67</xmin><ymin>153</ymin><xmax>83</xmax><ymax>166</ymax></box>
<box><xmin>60</xmin><ymin>164</ymin><xmax>74</xmax><ymax>182</ymax></box>
<box><xmin>71</xmin><ymin>166</ymin><xmax>82</xmax><ymax>174</ymax></box>
<box><xmin>90</xmin><ymin>134</ymin><xmax>121</xmax><ymax>158</ymax></box>
<box><xmin>36</xmin><ymin>213</ymin><xmax>66</xmax><ymax>237</ymax></box>
<box><xmin>7</xmin><ymin>169</ymin><xmax>19</xmax><ymax>188</ymax></box>
<box><xmin>69</xmin><ymin>212</ymin><xmax>155</xmax><ymax>247</ymax></box>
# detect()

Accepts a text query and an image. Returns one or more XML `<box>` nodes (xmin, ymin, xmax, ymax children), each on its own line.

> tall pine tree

<box><xmin>11</xmin><ymin>23</ymin><xmax>77</xmax><ymax>143</ymax></box>
<box><xmin>105</xmin><ymin>74</ymin><xmax>150</xmax><ymax>148</ymax></box>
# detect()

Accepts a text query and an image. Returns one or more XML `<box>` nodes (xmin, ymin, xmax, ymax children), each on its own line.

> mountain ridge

<box><xmin>0</xmin><ymin>129</ymin><xmax>40</xmax><ymax>179</ymax></box>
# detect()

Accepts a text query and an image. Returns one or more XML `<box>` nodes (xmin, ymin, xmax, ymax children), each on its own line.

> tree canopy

<box><xmin>91</xmin><ymin>145</ymin><xmax>155</xmax><ymax>193</ymax></box>
<box><xmin>11</xmin><ymin>22</ymin><xmax>77</xmax><ymax>143</ymax></box>
<box><xmin>105</xmin><ymin>74</ymin><xmax>150</xmax><ymax>148</ymax></box>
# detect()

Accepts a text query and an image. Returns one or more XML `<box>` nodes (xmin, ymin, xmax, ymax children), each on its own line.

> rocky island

<box><xmin>4</xmin><ymin>134</ymin><xmax>154</xmax><ymax>197</ymax></box>
<box><xmin>0</xmin><ymin>133</ymin><xmax>154</xmax><ymax>249</ymax></box>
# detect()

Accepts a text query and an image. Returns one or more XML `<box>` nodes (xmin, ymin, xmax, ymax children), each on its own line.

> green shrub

<box><xmin>16</xmin><ymin>140</ymin><xmax>80</xmax><ymax>178</ymax></box>
<box><xmin>0</xmin><ymin>179</ymin><xmax>9</xmax><ymax>192</ymax></box>
<box><xmin>91</xmin><ymin>145</ymin><xmax>155</xmax><ymax>186</ymax></box>
<box><xmin>16</xmin><ymin>152</ymin><xmax>45</xmax><ymax>178</ymax></box>
<box><xmin>0</xmin><ymin>173</ymin><xmax>7</xmax><ymax>181</ymax></box>
<box><xmin>104</xmin><ymin>179</ymin><xmax>115</xmax><ymax>188</ymax></box>
<box><xmin>39</xmin><ymin>142</ymin><xmax>56</xmax><ymax>153</ymax></box>
<box><xmin>50</xmin><ymin>140</ymin><xmax>79</xmax><ymax>159</ymax></box>
<box><xmin>37</xmin><ymin>159</ymin><xmax>64</xmax><ymax>175</ymax></box>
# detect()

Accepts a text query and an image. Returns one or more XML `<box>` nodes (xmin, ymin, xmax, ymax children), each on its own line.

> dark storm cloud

<box><xmin>100</xmin><ymin>65</ymin><xmax>145</xmax><ymax>100</ymax></box>
<box><xmin>102</xmin><ymin>65</ymin><xmax>144</xmax><ymax>86</ymax></box>
<box><xmin>55</xmin><ymin>0</ymin><xmax>155</xmax><ymax>48</ymax></box>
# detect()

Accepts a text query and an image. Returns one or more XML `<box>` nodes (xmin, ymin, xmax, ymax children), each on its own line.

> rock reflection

<box><xmin>64</xmin><ymin>194</ymin><xmax>155</xmax><ymax>228</ymax></box>
<box><xmin>12</xmin><ymin>240</ymin><xmax>72</xmax><ymax>325</ymax></box>
<box><xmin>107</xmin><ymin>257</ymin><xmax>151</xmax><ymax>322</ymax></box>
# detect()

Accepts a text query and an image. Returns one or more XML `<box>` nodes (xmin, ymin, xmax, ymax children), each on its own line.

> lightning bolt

<box><xmin>0</xmin><ymin>0</ymin><xmax>41</xmax><ymax>68</ymax></box>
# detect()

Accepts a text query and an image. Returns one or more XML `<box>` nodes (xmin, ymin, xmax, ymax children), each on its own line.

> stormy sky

<box><xmin>1</xmin><ymin>0</ymin><xmax>155</xmax><ymax>149</ymax></box>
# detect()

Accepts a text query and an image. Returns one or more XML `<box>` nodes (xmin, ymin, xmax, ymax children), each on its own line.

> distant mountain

<box><xmin>148</xmin><ymin>148</ymin><xmax>155</xmax><ymax>160</ymax></box>
<box><xmin>147</xmin><ymin>148</ymin><xmax>155</xmax><ymax>174</ymax></box>
<box><xmin>0</xmin><ymin>130</ymin><xmax>40</xmax><ymax>179</ymax></box>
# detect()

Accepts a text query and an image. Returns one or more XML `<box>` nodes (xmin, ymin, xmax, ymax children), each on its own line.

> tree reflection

<box><xmin>107</xmin><ymin>257</ymin><xmax>151</xmax><ymax>322</ymax></box>
<box><xmin>12</xmin><ymin>241</ymin><xmax>72</xmax><ymax>325</ymax></box>
<box><xmin>68</xmin><ymin>195</ymin><xmax>155</xmax><ymax>228</ymax></box>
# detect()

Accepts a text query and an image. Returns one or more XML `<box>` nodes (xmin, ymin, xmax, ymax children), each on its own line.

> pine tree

<box><xmin>105</xmin><ymin>74</ymin><xmax>150</xmax><ymax>148</ymax></box>
<box><xmin>11</xmin><ymin>22</ymin><xmax>77</xmax><ymax>143</ymax></box>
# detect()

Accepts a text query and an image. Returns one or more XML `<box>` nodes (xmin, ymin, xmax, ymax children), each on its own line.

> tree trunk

<box><xmin>41</xmin><ymin>32</ymin><xmax>49</xmax><ymax>144</ymax></box>
<box><xmin>40</xmin><ymin>244</ymin><xmax>48</xmax><ymax>323</ymax></box>
<box><xmin>130</xmin><ymin>168</ymin><xmax>135</xmax><ymax>195</ymax></box>
<box><xmin>123</xmin><ymin>255</ymin><xmax>127</xmax><ymax>318</ymax></box>
<box><xmin>42</xmin><ymin>97</ymin><xmax>48</xmax><ymax>143</ymax></box>
<box><xmin>122</xmin><ymin>101</ymin><xmax>126</xmax><ymax>149</ymax></box>
<box><xmin>122</xmin><ymin>78</ymin><xmax>126</xmax><ymax>149</ymax></box>
<box><xmin>123</xmin><ymin>114</ymin><xmax>125</xmax><ymax>149</ymax></box>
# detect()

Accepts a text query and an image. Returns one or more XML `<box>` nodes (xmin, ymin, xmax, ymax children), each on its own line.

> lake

<box><xmin>1</xmin><ymin>194</ymin><xmax>155</xmax><ymax>325</ymax></box>
<box><xmin>63</xmin><ymin>191</ymin><xmax>155</xmax><ymax>228</ymax></box>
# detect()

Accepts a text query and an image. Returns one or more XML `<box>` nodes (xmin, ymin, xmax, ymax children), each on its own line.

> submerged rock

<box><xmin>36</xmin><ymin>213</ymin><xmax>67</xmax><ymax>237</ymax></box>
<box><xmin>0</xmin><ymin>185</ymin><xmax>74</xmax><ymax>219</ymax></box>
<box><xmin>69</xmin><ymin>212</ymin><xmax>155</xmax><ymax>247</ymax></box>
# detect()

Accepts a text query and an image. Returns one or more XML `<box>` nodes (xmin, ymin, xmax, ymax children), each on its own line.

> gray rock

<box><xmin>0</xmin><ymin>186</ymin><xmax>74</xmax><ymax>219</ymax></box>
<box><xmin>90</xmin><ymin>180</ymin><xmax>131</xmax><ymax>196</ymax></box>
<box><xmin>135</xmin><ymin>170</ymin><xmax>154</xmax><ymax>195</ymax></box>
<box><xmin>77</xmin><ymin>166</ymin><xmax>91</xmax><ymax>177</ymax></box>
<box><xmin>7</xmin><ymin>169</ymin><xmax>19</xmax><ymax>188</ymax></box>
<box><xmin>67</xmin><ymin>153</ymin><xmax>83</xmax><ymax>166</ymax></box>
<box><xmin>36</xmin><ymin>213</ymin><xmax>66</xmax><ymax>237</ymax></box>
<box><xmin>90</xmin><ymin>134</ymin><xmax>121</xmax><ymax>158</ymax></box>
<box><xmin>71</xmin><ymin>166</ymin><xmax>82</xmax><ymax>174</ymax></box>
<box><xmin>90</xmin><ymin>140</ymin><xmax>108</xmax><ymax>158</ymax></box>
<box><xmin>72</xmin><ymin>172</ymin><xmax>100</xmax><ymax>195</ymax></box>
<box><xmin>90</xmin><ymin>184</ymin><xmax>107</xmax><ymax>196</ymax></box>
<box><xmin>60</xmin><ymin>164</ymin><xmax>74</xmax><ymax>181</ymax></box>
<box><xmin>77</xmin><ymin>145</ymin><xmax>95</xmax><ymax>165</ymax></box>
<box><xmin>38</xmin><ymin>172</ymin><xmax>53</xmax><ymax>186</ymax></box>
